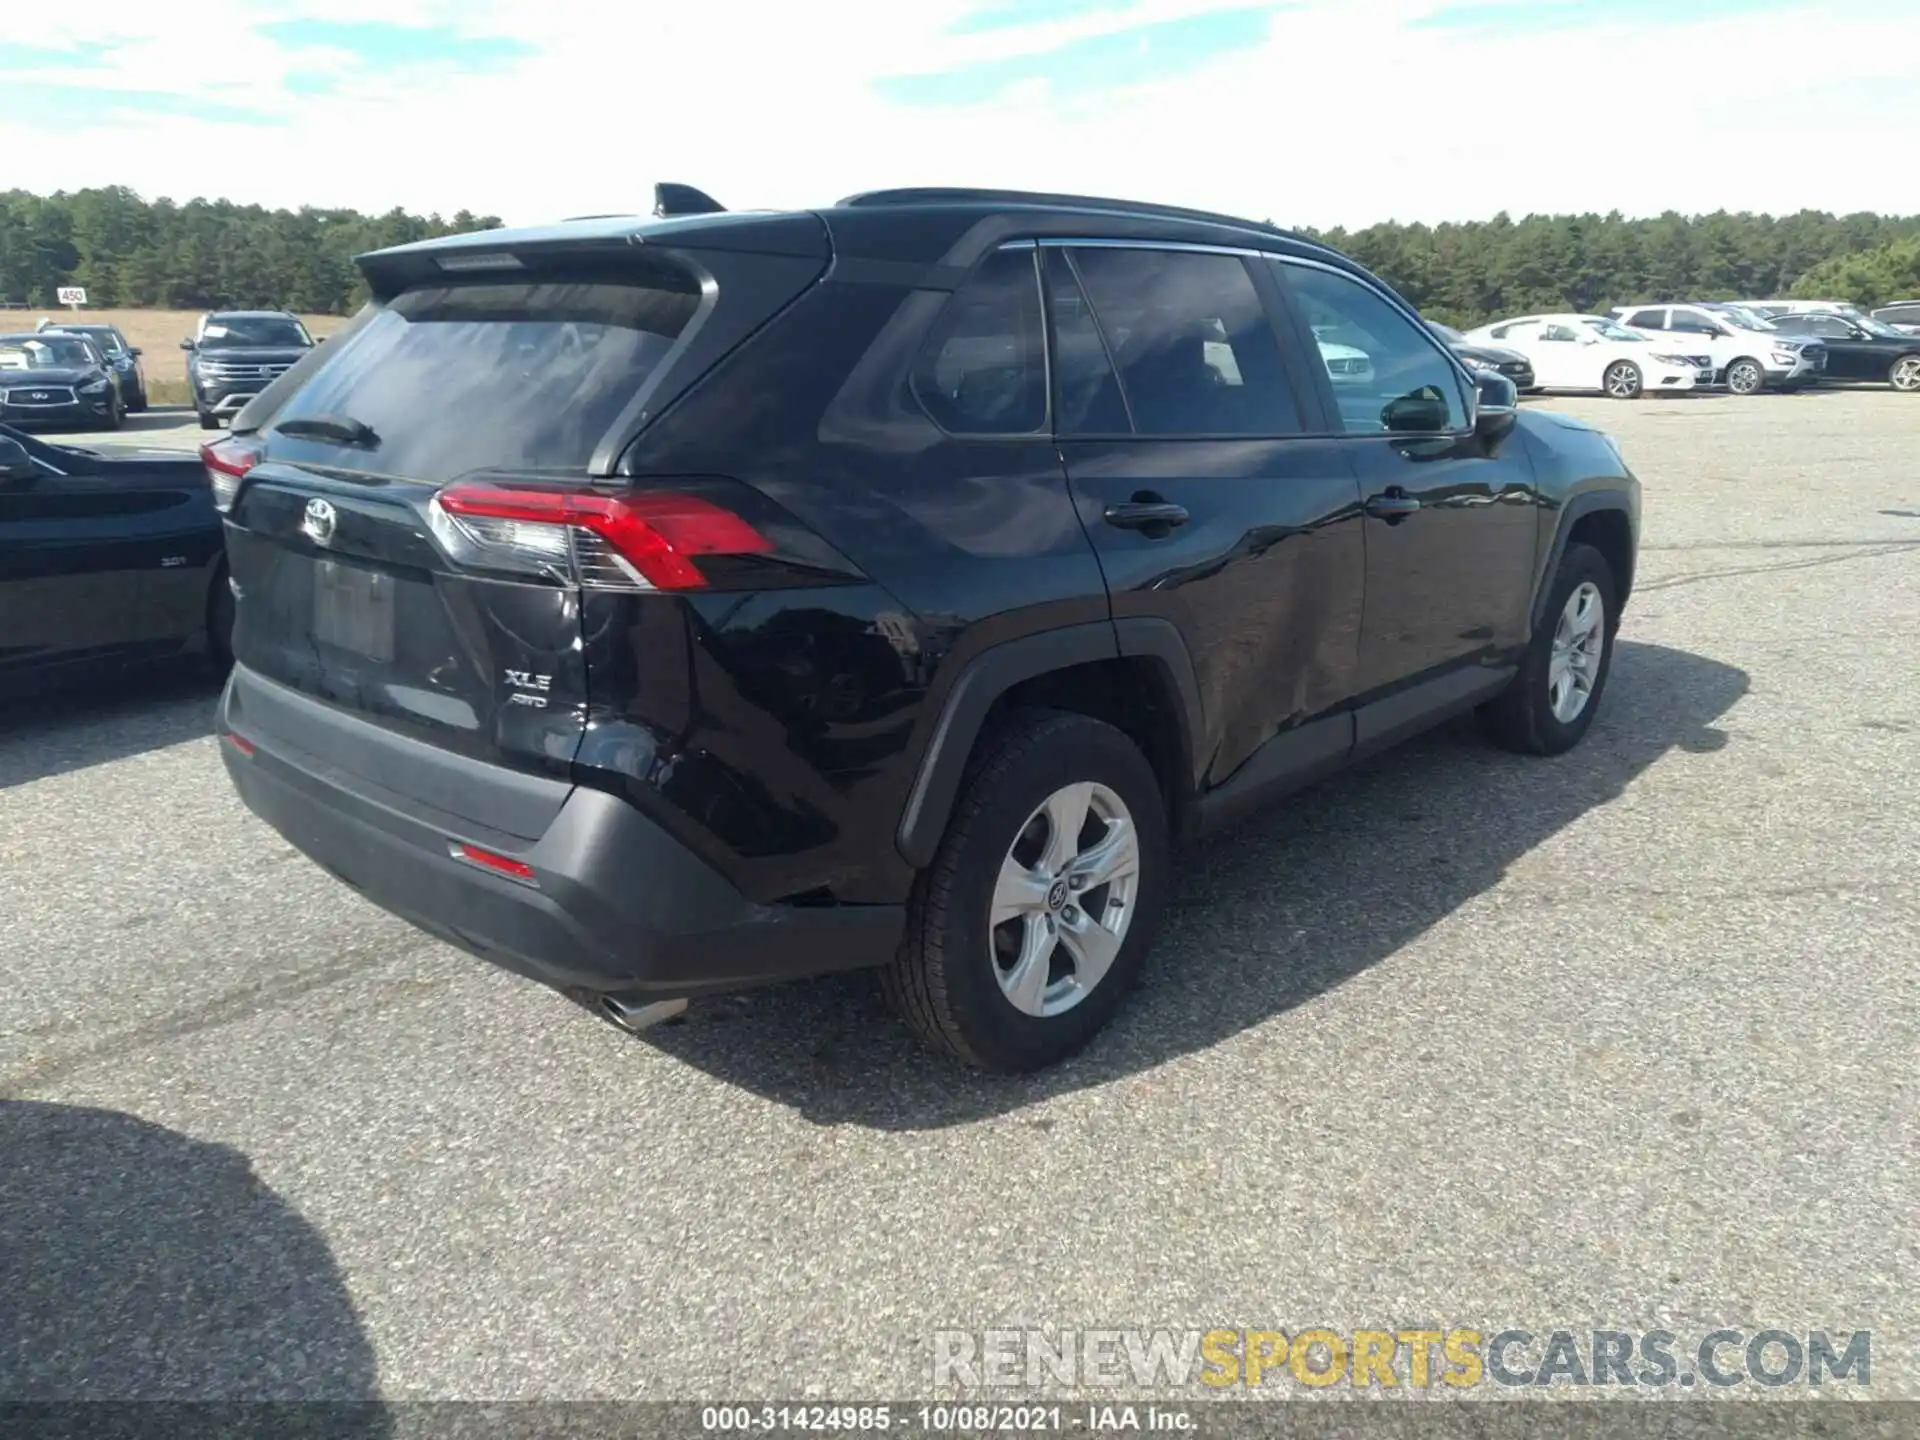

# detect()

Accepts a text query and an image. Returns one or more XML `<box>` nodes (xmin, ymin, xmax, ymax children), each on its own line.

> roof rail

<box><xmin>835</xmin><ymin>187</ymin><xmax>1292</xmax><ymax>237</ymax></box>
<box><xmin>653</xmin><ymin>183</ymin><xmax>726</xmax><ymax>219</ymax></box>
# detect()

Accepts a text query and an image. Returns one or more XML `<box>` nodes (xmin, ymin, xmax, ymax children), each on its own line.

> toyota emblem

<box><xmin>302</xmin><ymin>497</ymin><xmax>338</xmax><ymax>546</ymax></box>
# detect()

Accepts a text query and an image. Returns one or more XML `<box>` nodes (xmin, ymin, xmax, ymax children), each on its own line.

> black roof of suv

<box><xmin>212</xmin><ymin>182</ymin><xmax>1641</xmax><ymax>1071</ymax></box>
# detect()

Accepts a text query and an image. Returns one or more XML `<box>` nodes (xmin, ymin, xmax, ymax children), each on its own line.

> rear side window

<box><xmin>1626</xmin><ymin>308</ymin><xmax>1667</xmax><ymax>329</ymax></box>
<box><xmin>1043</xmin><ymin>250</ymin><xmax>1131</xmax><ymax>435</ymax></box>
<box><xmin>264</xmin><ymin>278</ymin><xmax>701</xmax><ymax>482</ymax></box>
<box><xmin>1067</xmin><ymin>247</ymin><xmax>1301</xmax><ymax>436</ymax></box>
<box><xmin>913</xmin><ymin>249</ymin><xmax>1047</xmax><ymax>436</ymax></box>
<box><xmin>1881</xmin><ymin>304</ymin><xmax>1920</xmax><ymax>323</ymax></box>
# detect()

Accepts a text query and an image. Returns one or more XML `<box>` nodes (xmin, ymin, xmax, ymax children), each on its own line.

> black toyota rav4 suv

<box><xmin>211</xmin><ymin>184</ymin><xmax>1640</xmax><ymax>1072</ymax></box>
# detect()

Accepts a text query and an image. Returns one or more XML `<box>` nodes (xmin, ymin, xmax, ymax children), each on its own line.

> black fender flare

<box><xmin>1531</xmin><ymin>489</ymin><xmax>1634</xmax><ymax>634</ymax></box>
<box><xmin>894</xmin><ymin>619</ymin><xmax>1207</xmax><ymax>869</ymax></box>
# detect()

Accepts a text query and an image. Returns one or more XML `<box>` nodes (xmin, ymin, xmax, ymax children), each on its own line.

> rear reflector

<box><xmin>201</xmin><ymin>436</ymin><xmax>264</xmax><ymax>513</ymax></box>
<box><xmin>224</xmin><ymin>731</ymin><xmax>255</xmax><ymax>756</ymax></box>
<box><xmin>451</xmin><ymin>842</ymin><xmax>536</xmax><ymax>882</ymax></box>
<box><xmin>431</xmin><ymin>480</ymin><xmax>772</xmax><ymax>591</ymax></box>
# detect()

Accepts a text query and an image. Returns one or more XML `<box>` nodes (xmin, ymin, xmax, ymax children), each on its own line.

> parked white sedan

<box><xmin>1461</xmin><ymin>313</ymin><xmax>1714</xmax><ymax>398</ymax></box>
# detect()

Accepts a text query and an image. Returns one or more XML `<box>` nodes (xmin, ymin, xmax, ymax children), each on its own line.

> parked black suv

<box><xmin>184</xmin><ymin>310</ymin><xmax>316</xmax><ymax>429</ymax></box>
<box><xmin>211</xmin><ymin>184</ymin><xmax>1640</xmax><ymax>1071</ymax></box>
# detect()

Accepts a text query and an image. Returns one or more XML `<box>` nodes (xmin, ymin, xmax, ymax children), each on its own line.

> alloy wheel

<box><xmin>1892</xmin><ymin>356</ymin><xmax>1920</xmax><ymax>392</ymax></box>
<box><xmin>1548</xmin><ymin>581</ymin><xmax>1606</xmax><ymax>724</ymax></box>
<box><xmin>989</xmin><ymin>782</ymin><xmax>1140</xmax><ymax>1018</ymax></box>
<box><xmin>1604</xmin><ymin>363</ymin><xmax>1640</xmax><ymax>399</ymax></box>
<box><xmin>1728</xmin><ymin>361</ymin><xmax>1762</xmax><ymax>395</ymax></box>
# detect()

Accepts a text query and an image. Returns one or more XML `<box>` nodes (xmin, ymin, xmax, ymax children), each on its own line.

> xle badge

<box><xmin>504</xmin><ymin>670</ymin><xmax>552</xmax><ymax>708</ymax></box>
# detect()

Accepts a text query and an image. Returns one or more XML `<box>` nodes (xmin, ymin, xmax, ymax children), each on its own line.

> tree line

<box><xmin>1297</xmin><ymin>209</ymin><xmax>1920</xmax><ymax>327</ymax></box>
<box><xmin>4</xmin><ymin>187</ymin><xmax>1919</xmax><ymax>323</ymax></box>
<box><xmin>0</xmin><ymin>187</ymin><xmax>503</xmax><ymax>314</ymax></box>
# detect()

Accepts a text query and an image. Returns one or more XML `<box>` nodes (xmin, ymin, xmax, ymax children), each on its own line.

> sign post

<box><xmin>55</xmin><ymin>286</ymin><xmax>86</xmax><ymax>312</ymax></box>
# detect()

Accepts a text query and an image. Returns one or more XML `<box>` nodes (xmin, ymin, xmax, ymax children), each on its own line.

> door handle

<box><xmin>1365</xmin><ymin>489</ymin><xmax>1421</xmax><ymax>521</ymax></box>
<box><xmin>1103</xmin><ymin>500</ymin><xmax>1190</xmax><ymax>532</ymax></box>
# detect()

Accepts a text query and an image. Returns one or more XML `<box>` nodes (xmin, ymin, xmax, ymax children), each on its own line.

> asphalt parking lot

<box><xmin>3</xmin><ymin>389</ymin><xmax>1917</xmax><ymax>1403</ymax></box>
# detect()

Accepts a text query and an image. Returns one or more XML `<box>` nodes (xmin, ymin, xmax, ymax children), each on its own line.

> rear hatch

<box><xmin>210</xmin><ymin>221</ymin><xmax>830</xmax><ymax>834</ymax></box>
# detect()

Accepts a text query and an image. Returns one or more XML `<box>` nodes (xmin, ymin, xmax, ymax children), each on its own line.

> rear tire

<box><xmin>1890</xmin><ymin>355</ymin><xmax>1920</xmax><ymax>392</ymax></box>
<box><xmin>198</xmin><ymin>409</ymin><xmax>220</xmax><ymax>430</ymax></box>
<box><xmin>882</xmin><ymin>710</ymin><xmax>1170</xmax><ymax>1073</ymax></box>
<box><xmin>1726</xmin><ymin>357</ymin><xmax>1765</xmax><ymax>395</ymax></box>
<box><xmin>1602</xmin><ymin>361</ymin><xmax>1643</xmax><ymax>399</ymax></box>
<box><xmin>1479</xmin><ymin>542</ymin><xmax>1619</xmax><ymax>757</ymax></box>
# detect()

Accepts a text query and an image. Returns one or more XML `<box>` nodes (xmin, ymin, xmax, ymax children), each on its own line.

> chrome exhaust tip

<box><xmin>597</xmin><ymin>995</ymin><xmax>689</xmax><ymax>1035</ymax></box>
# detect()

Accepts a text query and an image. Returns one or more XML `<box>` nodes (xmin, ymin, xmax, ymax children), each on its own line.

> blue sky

<box><xmin>2</xmin><ymin>0</ymin><xmax>1915</xmax><ymax>227</ymax></box>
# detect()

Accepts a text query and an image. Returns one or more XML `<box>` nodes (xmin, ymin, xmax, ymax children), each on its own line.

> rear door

<box><xmin>220</xmin><ymin>260</ymin><xmax>725</xmax><ymax>796</ymax></box>
<box><xmin>1270</xmin><ymin>258</ymin><xmax>1540</xmax><ymax>731</ymax></box>
<box><xmin>1044</xmin><ymin>241</ymin><xmax>1364</xmax><ymax>791</ymax></box>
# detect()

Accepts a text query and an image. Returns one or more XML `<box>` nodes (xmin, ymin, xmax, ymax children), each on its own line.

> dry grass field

<box><xmin>3</xmin><ymin>307</ymin><xmax>351</xmax><ymax>403</ymax></box>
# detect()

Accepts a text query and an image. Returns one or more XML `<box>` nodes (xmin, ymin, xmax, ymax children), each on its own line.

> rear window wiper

<box><xmin>273</xmin><ymin>413</ymin><xmax>381</xmax><ymax>449</ymax></box>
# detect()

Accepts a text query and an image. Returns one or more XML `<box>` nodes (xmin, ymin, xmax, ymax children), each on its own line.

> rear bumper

<box><xmin>218</xmin><ymin>665</ymin><xmax>903</xmax><ymax>1003</ymax></box>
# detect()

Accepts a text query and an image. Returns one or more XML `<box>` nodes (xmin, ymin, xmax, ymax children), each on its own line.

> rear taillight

<box><xmin>201</xmin><ymin>436</ymin><xmax>264</xmax><ymax>513</ymax></box>
<box><xmin>429</xmin><ymin>479</ymin><xmax>773</xmax><ymax>592</ymax></box>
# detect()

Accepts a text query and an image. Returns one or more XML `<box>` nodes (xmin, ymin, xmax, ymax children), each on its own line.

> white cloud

<box><xmin>3</xmin><ymin>0</ymin><xmax>1918</xmax><ymax>227</ymax></box>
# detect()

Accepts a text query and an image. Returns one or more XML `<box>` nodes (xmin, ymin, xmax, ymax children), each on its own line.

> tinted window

<box><xmin>265</xmin><ymin>278</ymin><xmax>701</xmax><ymax>482</ymax></box>
<box><xmin>1807</xmin><ymin>316</ymin><xmax>1854</xmax><ymax>338</ymax></box>
<box><xmin>1879</xmin><ymin>304</ymin><xmax>1920</xmax><ymax>324</ymax></box>
<box><xmin>201</xmin><ymin>315</ymin><xmax>313</xmax><ymax>349</ymax></box>
<box><xmin>913</xmin><ymin>248</ymin><xmax>1046</xmax><ymax>436</ymax></box>
<box><xmin>1671</xmin><ymin>309</ymin><xmax>1721</xmax><ymax>334</ymax></box>
<box><xmin>1043</xmin><ymin>250</ymin><xmax>1130</xmax><ymax>434</ymax></box>
<box><xmin>1626</xmin><ymin>308</ymin><xmax>1667</xmax><ymax>330</ymax></box>
<box><xmin>1068</xmin><ymin>247</ymin><xmax>1300</xmax><ymax>436</ymax></box>
<box><xmin>1282</xmin><ymin>264</ymin><xmax>1467</xmax><ymax>434</ymax></box>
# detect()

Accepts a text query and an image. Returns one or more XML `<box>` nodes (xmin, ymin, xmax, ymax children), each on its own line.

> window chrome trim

<box><xmin>999</xmin><ymin>236</ymin><xmax>1278</xmax><ymax>262</ymax></box>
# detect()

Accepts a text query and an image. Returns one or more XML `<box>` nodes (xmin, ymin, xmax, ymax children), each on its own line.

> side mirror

<box><xmin>180</xmin><ymin>339</ymin><xmax>195</xmax><ymax>351</ymax></box>
<box><xmin>1473</xmin><ymin>371</ymin><xmax>1519</xmax><ymax>450</ymax></box>
<box><xmin>1382</xmin><ymin>391</ymin><xmax>1453</xmax><ymax>434</ymax></box>
<box><xmin>129</xmin><ymin>347</ymin><xmax>143</xmax><ymax>357</ymax></box>
<box><xmin>0</xmin><ymin>435</ymin><xmax>37</xmax><ymax>483</ymax></box>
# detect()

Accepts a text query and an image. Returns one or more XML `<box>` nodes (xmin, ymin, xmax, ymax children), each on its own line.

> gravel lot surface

<box><xmin>3</xmin><ymin>390</ymin><xmax>1916</xmax><ymax>1403</ymax></box>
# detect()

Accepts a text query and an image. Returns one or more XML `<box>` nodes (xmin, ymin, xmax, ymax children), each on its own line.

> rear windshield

<box><xmin>202</xmin><ymin>316</ymin><xmax>313</xmax><ymax>349</ymax></box>
<box><xmin>262</xmin><ymin>278</ymin><xmax>702</xmax><ymax>482</ymax></box>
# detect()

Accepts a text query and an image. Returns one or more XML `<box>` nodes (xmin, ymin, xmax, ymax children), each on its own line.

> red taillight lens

<box><xmin>201</xmin><ymin>436</ymin><xmax>263</xmax><ymax>513</ymax></box>
<box><xmin>431</xmin><ymin>480</ymin><xmax>772</xmax><ymax>591</ymax></box>
<box><xmin>224</xmin><ymin>731</ymin><xmax>255</xmax><ymax>756</ymax></box>
<box><xmin>451</xmin><ymin>842</ymin><xmax>536</xmax><ymax>882</ymax></box>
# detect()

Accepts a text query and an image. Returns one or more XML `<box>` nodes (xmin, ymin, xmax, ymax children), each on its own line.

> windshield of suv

<box><xmin>0</xmin><ymin>336</ymin><xmax>97</xmax><ymax>369</ymax></box>
<box><xmin>263</xmin><ymin>277</ymin><xmax>702</xmax><ymax>483</ymax></box>
<box><xmin>1582</xmin><ymin>319</ymin><xmax>1644</xmax><ymax>342</ymax></box>
<box><xmin>1712</xmin><ymin>305</ymin><xmax>1777</xmax><ymax>331</ymax></box>
<box><xmin>200</xmin><ymin>316</ymin><xmax>313</xmax><ymax>349</ymax></box>
<box><xmin>48</xmin><ymin>325</ymin><xmax>126</xmax><ymax>354</ymax></box>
